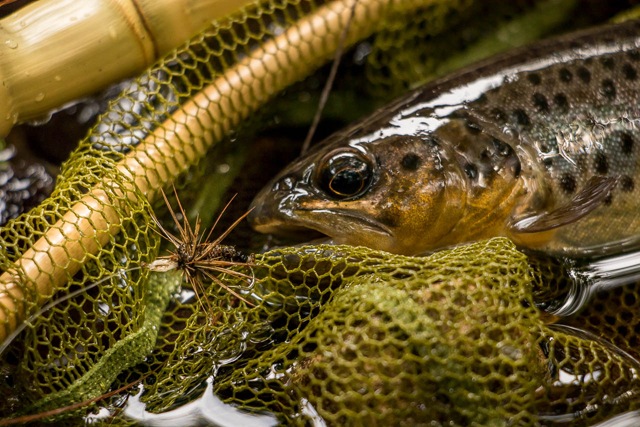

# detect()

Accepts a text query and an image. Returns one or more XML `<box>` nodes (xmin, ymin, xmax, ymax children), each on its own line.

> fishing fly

<box><xmin>146</xmin><ymin>187</ymin><xmax>257</xmax><ymax>316</ymax></box>
<box><xmin>0</xmin><ymin>188</ymin><xmax>256</xmax><ymax>355</ymax></box>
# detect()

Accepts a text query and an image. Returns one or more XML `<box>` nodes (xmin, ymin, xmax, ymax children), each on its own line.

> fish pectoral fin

<box><xmin>509</xmin><ymin>176</ymin><xmax>618</xmax><ymax>234</ymax></box>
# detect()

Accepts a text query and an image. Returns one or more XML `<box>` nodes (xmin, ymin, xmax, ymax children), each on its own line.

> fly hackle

<box><xmin>147</xmin><ymin>186</ymin><xmax>258</xmax><ymax>317</ymax></box>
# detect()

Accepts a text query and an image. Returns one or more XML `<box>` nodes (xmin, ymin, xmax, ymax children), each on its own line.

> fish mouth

<box><xmin>249</xmin><ymin>203</ymin><xmax>393</xmax><ymax>243</ymax></box>
<box><xmin>309</xmin><ymin>208</ymin><xmax>394</xmax><ymax>238</ymax></box>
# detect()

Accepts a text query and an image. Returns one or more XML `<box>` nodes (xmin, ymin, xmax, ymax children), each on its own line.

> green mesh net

<box><xmin>0</xmin><ymin>0</ymin><xmax>638</xmax><ymax>425</ymax></box>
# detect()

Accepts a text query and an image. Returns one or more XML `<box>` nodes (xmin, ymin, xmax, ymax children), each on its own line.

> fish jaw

<box><xmin>249</xmin><ymin>182</ymin><xmax>397</xmax><ymax>249</ymax></box>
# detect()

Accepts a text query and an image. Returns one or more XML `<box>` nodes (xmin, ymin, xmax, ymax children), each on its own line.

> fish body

<box><xmin>249</xmin><ymin>20</ymin><xmax>640</xmax><ymax>256</ymax></box>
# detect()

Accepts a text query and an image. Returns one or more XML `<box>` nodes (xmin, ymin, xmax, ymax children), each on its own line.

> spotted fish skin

<box><xmin>249</xmin><ymin>20</ymin><xmax>640</xmax><ymax>256</ymax></box>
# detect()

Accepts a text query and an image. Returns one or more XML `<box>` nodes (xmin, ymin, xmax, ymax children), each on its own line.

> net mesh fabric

<box><xmin>0</xmin><ymin>0</ymin><xmax>638</xmax><ymax>425</ymax></box>
<box><xmin>136</xmin><ymin>239</ymin><xmax>640</xmax><ymax>425</ymax></box>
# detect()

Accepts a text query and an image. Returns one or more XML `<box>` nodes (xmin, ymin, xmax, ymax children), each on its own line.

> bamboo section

<box><xmin>0</xmin><ymin>0</ymin><xmax>405</xmax><ymax>345</ymax></box>
<box><xmin>0</xmin><ymin>0</ymin><xmax>253</xmax><ymax>136</ymax></box>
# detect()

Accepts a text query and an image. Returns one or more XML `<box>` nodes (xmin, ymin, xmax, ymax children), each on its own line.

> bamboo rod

<box><xmin>0</xmin><ymin>0</ymin><xmax>253</xmax><ymax>136</ymax></box>
<box><xmin>0</xmin><ymin>0</ymin><xmax>396</xmax><ymax>344</ymax></box>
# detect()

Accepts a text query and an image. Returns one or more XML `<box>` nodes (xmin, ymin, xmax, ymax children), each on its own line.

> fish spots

<box><xmin>576</xmin><ymin>66</ymin><xmax>591</xmax><ymax>84</ymax></box>
<box><xmin>527</xmin><ymin>73</ymin><xmax>542</xmax><ymax>85</ymax></box>
<box><xmin>593</xmin><ymin>151</ymin><xmax>609</xmax><ymax>175</ymax></box>
<box><xmin>601</xmin><ymin>57</ymin><xmax>615</xmax><ymax>70</ymax></box>
<box><xmin>558</xmin><ymin>68</ymin><xmax>572</xmax><ymax>83</ymax></box>
<box><xmin>401</xmin><ymin>153</ymin><xmax>421</xmax><ymax>171</ymax></box>
<box><xmin>560</xmin><ymin>173</ymin><xmax>577</xmax><ymax>194</ymax></box>
<box><xmin>622</xmin><ymin>63</ymin><xmax>637</xmax><ymax>80</ymax></box>
<box><xmin>464</xmin><ymin>163</ymin><xmax>478</xmax><ymax>180</ymax></box>
<box><xmin>620</xmin><ymin>175</ymin><xmax>635</xmax><ymax>192</ymax></box>
<box><xmin>532</xmin><ymin>92</ymin><xmax>549</xmax><ymax>112</ymax></box>
<box><xmin>513</xmin><ymin>109</ymin><xmax>530</xmax><ymax>127</ymax></box>
<box><xmin>553</xmin><ymin>93</ymin><xmax>569</xmax><ymax>110</ymax></box>
<box><xmin>621</xmin><ymin>131</ymin><xmax>635</xmax><ymax>154</ymax></box>
<box><xmin>490</xmin><ymin>107</ymin><xmax>508</xmax><ymax>125</ymax></box>
<box><xmin>600</xmin><ymin>79</ymin><xmax>616</xmax><ymax>99</ymax></box>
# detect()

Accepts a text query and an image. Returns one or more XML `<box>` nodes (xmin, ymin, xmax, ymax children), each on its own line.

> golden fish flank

<box><xmin>249</xmin><ymin>20</ymin><xmax>640</xmax><ymax>256</ymax></box>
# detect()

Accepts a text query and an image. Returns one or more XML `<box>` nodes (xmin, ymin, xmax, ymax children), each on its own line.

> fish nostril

<box><xmin>272</xmin><ymin>175</ymin><xmax>296</xmax><ymax>192</ymax></box>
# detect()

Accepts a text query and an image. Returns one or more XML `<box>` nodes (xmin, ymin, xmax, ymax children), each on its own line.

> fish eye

<box><xmin>317</xmin><ymin>150</ymin><xmax>374</xmax><ymax>200</ymax></box>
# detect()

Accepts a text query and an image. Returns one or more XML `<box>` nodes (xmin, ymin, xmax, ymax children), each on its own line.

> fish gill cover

<box><xmin>0</xmin><ymin>0</ymin><xmax>639</xmax><ymax>425</ymax></box>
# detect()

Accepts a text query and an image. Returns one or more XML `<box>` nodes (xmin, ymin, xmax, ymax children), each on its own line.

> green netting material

<box><xmin>222</xmin><ymin>239</ymin><xmax>549</xmax><ymax>426</ymax></box>
<box><xmin>210</xmin><ymin>240</ymin><xmax>640</xmax><ymax>425</ymax></box>
<box><xmin>88</xmin><ymin>238</ymin><xmax>640</xmax><ymax>426</ymax></box>
<box><xmin>0</xmin><ymin>0</ymin><xmax>637</xmax><ymax>425</ymax></box>
<box><xmin>22</xmin><ymin>271</ymin><xmax>181</xmax><ymax>416</ymax></box>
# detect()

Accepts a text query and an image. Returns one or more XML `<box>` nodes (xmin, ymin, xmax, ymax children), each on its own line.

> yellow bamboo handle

<box><xmin>0</xmin><ymin>0</ymin><xmax>396</xmax><ymax>345</ymax></box>
<box><xmin>135</xmin><ymin>0</ymin><xmax>253</xmax><ymax>55</ymax></box>
<box><xmin>0</xmin><ymin>0</ymin><xmax>254</xmax><ymax>136</ymax></box>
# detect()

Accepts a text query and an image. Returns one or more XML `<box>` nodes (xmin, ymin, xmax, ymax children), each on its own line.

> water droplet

<box><xmin>27</xmin><ymin>112</ymin><xmax>52</xmax><ymax>126</ymax></box>
<box><xmin>54</xmin><ymin>75</ymin><xmax>62</xmax><ymax>82</ymax></box>
<box><xmin>4</xmin><ymin>39</ymin><xmax>17</xmax><ymax>49</ymax></box>
<box><xmin>35</xmin><ymin>93</ymin><xmax>45</xmax><ymax>102</ymax></box>
<box><xmin>216</xmin><ymin>163</ymin><xmax>230</xmax><ymax>174</ymax></box>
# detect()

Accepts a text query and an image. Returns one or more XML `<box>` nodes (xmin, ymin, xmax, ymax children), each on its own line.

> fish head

<box><xmin>249</xmin><ymin>123</ymin><xmax>469</xmax><ymax>254</ymax></box>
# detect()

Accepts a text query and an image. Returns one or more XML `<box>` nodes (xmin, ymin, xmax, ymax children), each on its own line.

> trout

<box><xmin>249</xmin><ymin>20</ymin><xmax>640</xmax><ymax>256</ymax></box>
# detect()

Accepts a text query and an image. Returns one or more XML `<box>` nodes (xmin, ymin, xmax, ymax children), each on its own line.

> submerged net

<box><xmin>0</xmin><ymin>0</ymin><xmax>638</xmax><ymax>425</ymax></box>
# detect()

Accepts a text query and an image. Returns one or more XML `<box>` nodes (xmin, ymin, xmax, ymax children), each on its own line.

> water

<box><xmin>92</xmin><ymin>378</ymin><xmax>277</xmax><ymax>427</ymax></box>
